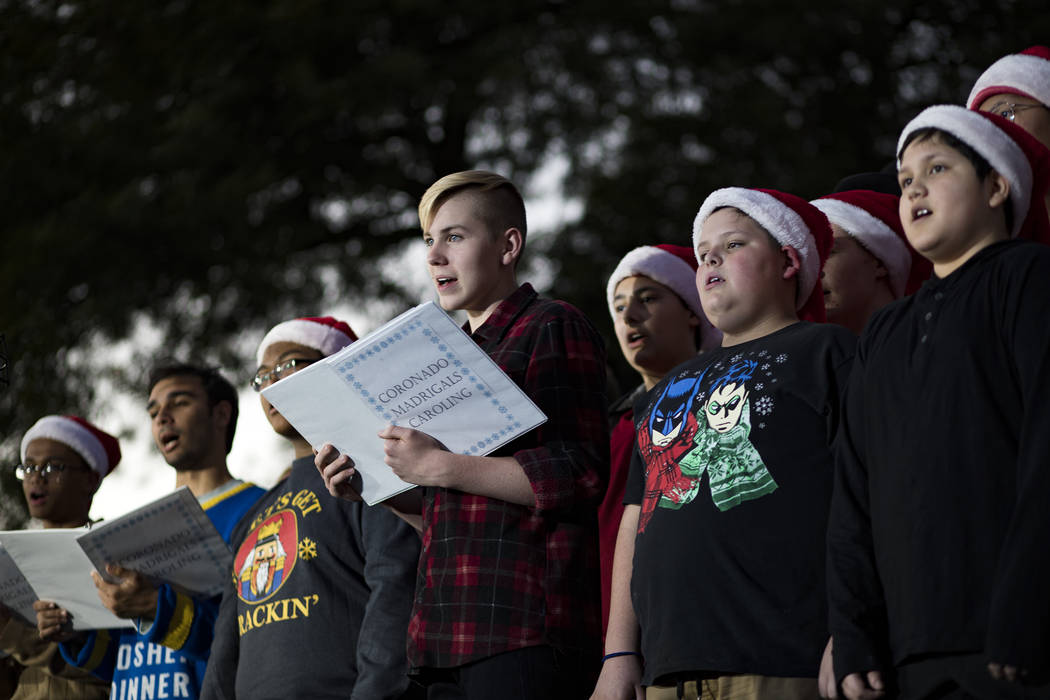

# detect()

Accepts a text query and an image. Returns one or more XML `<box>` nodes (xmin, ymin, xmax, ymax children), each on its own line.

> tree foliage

<box><xmin>1</xmin><ymin>0</ymin><xmax>1047</xmax><ymax>523</ymax></box>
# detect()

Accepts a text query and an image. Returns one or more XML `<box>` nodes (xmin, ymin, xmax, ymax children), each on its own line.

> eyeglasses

<box><xmin>985</xmin><ymin>100</ymin><xmax>1048</xmax><ymax>122</ymax></box>
<box><xmin>250</xmin><ymin>358</ymin><xmax>317</xmax><ymax>392</ymax></box>
<box><xmin>14</xmin><ymin>462</ymin><xmax>89</xmax><ymax>480</ymax></box>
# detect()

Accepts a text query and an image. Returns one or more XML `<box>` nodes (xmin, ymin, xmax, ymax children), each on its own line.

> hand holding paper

<box><xmin>76</xmin><ymin>487</ymin><xmax>233</xmax><ymax>599</ymax></box>
<box><xmin>380</xmin><ymin>425</ymin><xmax>537</xmax><ymax>507</ymax></box>
<box><xmin>92</xmin><ymin>564</ymin><xmax>159</xmax><ymax>621</ymax></box>
<box><xmin>315</xmin><ymin>444</ymin><xmax>364</xmax><ymax>502</ymax></box>
<box><xmin>34</xmin><ymin>599</ymin><xmax>74</xmax><ymax>643</ymax></box>
<box><xmin>0</xmin><ymin>488</ymin><xmax>227</xmax><ymax>633</ymax></box>
<box><xmin>379</xmin><ymin>425</ymin><xmax>450</xmax><ymax>487</ymax></box>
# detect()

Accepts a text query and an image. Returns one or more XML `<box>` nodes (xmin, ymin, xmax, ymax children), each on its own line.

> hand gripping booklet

<box><xmin>76</xmin><ymin>486</ymin><xmax>232</xmax><ymax>599</ymax></box>
<box><xmin>262</xmin><ymin>301</ymin><xmax>548</xmax><ymax>505</ymax></box>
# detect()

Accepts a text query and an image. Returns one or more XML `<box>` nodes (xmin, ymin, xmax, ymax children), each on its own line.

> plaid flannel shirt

<box><xmin>407</xmin><ymin>283</ymin><xmax>609</xmax><ymax>671</ymax></box>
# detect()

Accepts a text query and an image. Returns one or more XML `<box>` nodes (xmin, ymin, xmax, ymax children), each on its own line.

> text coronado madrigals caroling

<box><xmin>377</xmin><ymin>358</ymin><xmax>474</xmax><ymax>428</ymax></box>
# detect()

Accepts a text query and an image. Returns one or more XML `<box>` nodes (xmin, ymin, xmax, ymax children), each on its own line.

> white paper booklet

<box><xmin>77</xmin><ymin>487</ymin><xmax>231</xmax><ymax>599</ymax></box>
<box><xmin>262</xmin><ymin>301</ymin><xmax>548</xmax><ymax>505</ymax></box>
<box><xmin>0</xmin><ymin>529</ymin><xmax>133</xmax><ymax>631</ymax></box>
<box><xmin>0</xmin><ymin>544</ymin><xmax>38</xmax><ymax>625</ymax></box>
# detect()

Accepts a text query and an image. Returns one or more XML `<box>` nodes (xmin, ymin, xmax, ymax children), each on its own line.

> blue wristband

<box><xmin>602</xmin><ymin>651</ymin><xmax>640</xmax><ymax>663</ymax></box>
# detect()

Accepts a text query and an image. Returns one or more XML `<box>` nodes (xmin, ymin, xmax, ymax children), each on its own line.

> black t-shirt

<box><xmin>828</xmin><ymin>240</ymin><xmax>1050</xmax><ymax>679</ymax></box>
<box><xmin>625</xmin><ymin>321</ymin><xmax>855</xmax><ymax>683</ymax></box>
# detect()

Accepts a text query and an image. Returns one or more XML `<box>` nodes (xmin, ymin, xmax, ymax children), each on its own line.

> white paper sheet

<box><xmin>0</xmin><ymin>529</ymin><xmax>133</xmax><ymax>631</ymax></box>
<box><xmin>77</xmin><ymin>487</ymin><xmax>232</xmax><ymax>598</ymax></box>
<box><xmin>263</xmin><ymin>301</ymin><xmax>548</xmax><ymax>504</ymax></box>
<box><xmin>0</xmin><ymin>544</ymin><xmax>38</xmax><ymax>626</ymax></box>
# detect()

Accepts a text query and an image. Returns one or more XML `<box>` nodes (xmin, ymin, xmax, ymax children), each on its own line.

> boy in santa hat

<box><xmin>828</xmin><ymin>105</ymin><xmax>1050</xmax><ymax>700</ymax></box>
<box><xmin>595</xmin><ymin>188</ymin><xmax>854</xmax><ymax>700</ymax></box>
<box><xmin>16</xmin><ymin>415</ymin><xmax>120</xmax><ymax>529</ymax></box>
<box><xmin>969</xmin><ymin>46</ymin><xmax>1050</xmax><ymax>217</ymax></box>
<box><xmin>1</xmin><ymin>415</ymin><xmax>118</xmax><ymax>699</ymax></box>
<box><xmin>600</xmin><ymin>245</ymin><xmax>719</xmax><ymax>637</ymax></box>
<box><xmin>811</xmin><ymin>190</ymin><xmax>931</xmax><ymax>335</ymax></box>
<box><xmin>202</xmin><ymin>316</ymin><xmax>421</xmax><ymax>700</ymax></box>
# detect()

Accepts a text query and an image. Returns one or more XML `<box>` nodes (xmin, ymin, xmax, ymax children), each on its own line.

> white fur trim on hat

<box><xmin>607</xmin><ymin>247</ymin><xmax>702</xmax><ymax>319</ymax></box>
<box><xmin>897</xmin><ymin>105</ymin><xmax>1032</xmax><ymax>237</ymax></box>
<box><xmin>256</xmin><ymin>319</ymin><xmax>355</xmax><ymax>365</ymax></box>
<box><xmin>20</xmin><ymin>416</ymin><xmax>108</xmax><ymax>475</ymax></box>
<box><xmin>692</xmin><ymin>188</ymin><xmax>818</xmax><ymax>309</ymax></box>
<box><xmin>967</xmin><ymin>53</ymin><xmax>1050</xmax><ymax>109</ymax></box>
<box><xmin>811</xmin><ymin>199</ymin><xmax>912</xmax><ymax>298</ymax></box>
<box><xmin>606</xmin><ymin>246</ymin><xmax>720</xmax><ymax>351</ymax></box>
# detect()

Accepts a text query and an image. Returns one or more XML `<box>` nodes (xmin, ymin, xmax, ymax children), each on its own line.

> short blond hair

<box><xmin>418</xmin><ymin>170</ymin><xmax>527</xmax><ymax>241</ymax></box>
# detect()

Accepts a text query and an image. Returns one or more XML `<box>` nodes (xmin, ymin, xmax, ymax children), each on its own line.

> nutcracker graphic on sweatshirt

<box><xmin>237</xmin><ymin>511</ymin><xmax>296</xmax><ymax>603</ymax></box>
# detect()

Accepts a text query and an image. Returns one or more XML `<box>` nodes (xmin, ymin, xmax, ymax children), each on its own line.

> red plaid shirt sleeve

<box><xmin>509</xmin><ymin>298</ymin><xmax>608</xmax><ymax>512</ymax></box>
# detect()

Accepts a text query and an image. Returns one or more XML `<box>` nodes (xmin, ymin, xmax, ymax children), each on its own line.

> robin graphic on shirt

<box><xmin>679</xmin><ymin>359</ymin><xmax>777</xmax><ymax>511</ymax></box>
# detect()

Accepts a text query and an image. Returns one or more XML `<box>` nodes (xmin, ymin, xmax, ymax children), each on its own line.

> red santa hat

<box><xmin>897</xmin><ymin>104</ymin><xmax>1050</xmax><ymax>242</ymax></box>
<box><xmin>967</xmin><ymin>46</ymin><xmax>1050</xmax><ymax>109</ymax></box>
<box><xmin>606</xmin><ymin>244</ymin><xmax>721</xmax><ymax>351</ymax></box>
<box><xmin>20</xmin><ymin>415</ymin><xmax>121</xmax><ymax>476</ymax></box>
<box><xmin>811</xmin><ymin>190</ymin><xmax>931</xmax><ymax>297</ymax></box>
<box><xmin>256</xmin><ymin>316</ymin><xmax>358</xmax><ymax>365</ymax></box>
<box><xmin>693</xmin><ymin>187</ymin><xmax>833</xmax><ymax>323</ymax></box>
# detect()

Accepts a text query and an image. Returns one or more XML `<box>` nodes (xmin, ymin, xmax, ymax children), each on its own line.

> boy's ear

<box><xmin>874</xmin><ymin>259</ymin><xmax>888</xmax><ymax>280</ymax></box>
<box><xmin>781</xmin><ymin>246</ymin><xmax>802</xmax><ymax>280</ymax></box>
<box><xmin>985</xmin><ymin>170</ymin><xmax>1010</xmax><ymax>210</ymax></box>
<box><xmin>499</xmin><ymin>227</ymin><xmax>524</xmax><ymax>267</ymax></box>
<box><xmin>211</xmin><ymin>399</ymin><xmax>233</xmax><ymax>434</ymax></box>
<box><xmin>85</xmin><ymin>469</ymin><xmax>102</xmax><ymax>495</ymax></box>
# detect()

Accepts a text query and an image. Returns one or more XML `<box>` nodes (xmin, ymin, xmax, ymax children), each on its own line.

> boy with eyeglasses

<box><xmin>968</xmin><ymin>46</ymin><xmax>1050</xmax><ymax>219</ymax></box>
<box><xmin>827</xmin><ymin>105</ymin><xmax>1050</xmax><ymax>700</ymax></box>
<box><xmin>37</xmin><ymin>365</ymin><xmax>265</xmax><ymax>700</ymax></box>
<box><xmin>1</xmin><ymin>415</ymin><xmax>117</xmax><ymax>699</ymax></box>
<box><xmin>201</xmin><ymin>316</ymin><xmax>421</xmax><ymax>700</ymax></box>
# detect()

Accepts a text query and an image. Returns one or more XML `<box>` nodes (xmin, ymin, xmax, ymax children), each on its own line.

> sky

<box><xmin>83</xmin><ymin>160</ymin><xmax>581</xmax><ymax>523</ymax></box>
